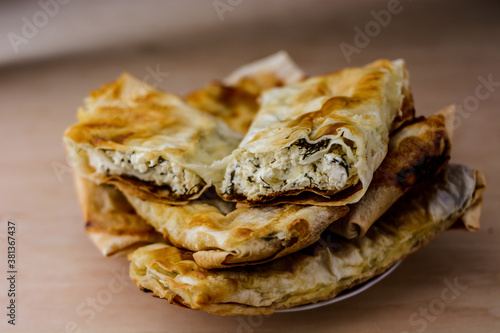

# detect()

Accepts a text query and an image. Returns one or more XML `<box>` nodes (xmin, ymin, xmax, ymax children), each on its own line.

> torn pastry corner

<box><xmin>452</xmin><ymin>168</ymin><xmax>486</xmax><ymax>231</ymax></box>
<box><xmin>73</xmin><ymin>172</ymin><xmax>164</xmax><ymax>257</ymax></box>
<box><xmin>222</xmin><ymin>50</ymin><xmax>306</xmax><ymax>87</ymax></box>
<box><xmin>192</xmin><ymin>250</ymin><xmax>233</xmax><ymax>270</ymax></box>
<box><xmin>437</xmin><ymin>104</ymin><xmax>456</xmax><ymax>143</ymax></box>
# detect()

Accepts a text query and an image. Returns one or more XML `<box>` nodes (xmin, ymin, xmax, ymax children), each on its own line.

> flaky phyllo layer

<box><xmin>219</xmin><ymin>59</ymin><xmax>412</xmax><ymax>205</ymax></box>
<box><xmin>120</xmin><ymin>109</ymin><xmax>451</xmax><ymax>269</ymax></box>
<box><xmin>64</xmin><ymin>52</ymin><xmax>306</xmax><ymax>204</ymax></box>
<box><xmin>129</xmin><ymin>164</ymin><xmax>485</xmax><ymax>315</ymax></box>
<box><xmin>64</xmin><ymin>74</ymin><xmax>243</xmax><ymax>202</ymax></box>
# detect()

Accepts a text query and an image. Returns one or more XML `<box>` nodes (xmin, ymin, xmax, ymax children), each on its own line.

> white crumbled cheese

<box><xmin>86</xmin><ymin>149</ymin><xmax>204</xmax><ymax>196</ymax></box>
<box><xmin>177</xmin><ymin>276</ymin><xmax>198</xmax><ymax>286</ymax></box>
<box><xmin>222</xmin><ymin>140</ymin><xmax>357</xmax><ymax>199</ymax></box>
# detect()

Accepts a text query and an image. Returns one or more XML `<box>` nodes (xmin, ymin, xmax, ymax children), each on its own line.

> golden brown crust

<box><xmin>233</xmin><ymin>103</ymin><xmax>424</xmax><ymax>210</ymax></box>
<box><xmin>129</xmin><ymin>164</ymin><xmax>484</xmax><ymax>315</ymax></box>
<box><xmin>66</xmin><ymin>53</ymin><xmax>307</xmax><ymax>256</ymax></box>
<box><xmin>64</xmin><ymin>73</ymin><xmax>242</xmax><ymax>204</ymax></box>
<box><xmin>192</xmin><ymin>208</ymin><xmax>346</xmax><ymax>268</ymax></box>
<box><xmin>218</xmin><ymin>59</ymin><xmax>412</xmax><ymax>206</ymax></box>
<box><xmin>330</xmin><ymin>107</ymin><xmax>453</xmax><ymax>238</ymax></box>
<box><xmin>73</xmin><ymin>173</ymin><xmax>164</xmax><ymax>256</ymax></box>
<box><xmin>124</xmin><ymin>191</ymin><xmax>349</xmax><ymax>269</ymax></box>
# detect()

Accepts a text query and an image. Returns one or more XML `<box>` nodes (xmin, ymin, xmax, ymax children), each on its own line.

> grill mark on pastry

<box><xmin>395</xmin><ymin>136</ymin><xmax>450</xmax><ymax>190</ymax></box>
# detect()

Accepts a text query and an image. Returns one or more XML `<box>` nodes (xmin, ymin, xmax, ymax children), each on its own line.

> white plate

<box><xmin>275</xmin><ymin>261</ymin><xmax>402</xmax><ymax>313</ymax></box>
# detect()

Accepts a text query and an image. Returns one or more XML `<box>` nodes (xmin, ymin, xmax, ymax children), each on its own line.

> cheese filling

<box><xmin>222</xmin><ymin>140</ymin><xmax>357</xmax><ymax>199</ymax></box>
<box><xmin>87</xmin><ymin>149</ymin><xmax>205</xmax><ymax>196</ymax></box>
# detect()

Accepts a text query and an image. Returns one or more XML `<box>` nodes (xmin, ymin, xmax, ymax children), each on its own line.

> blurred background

<box><xmin>1</xmin><ymin>0</ymin><xmax>499</xmax><ymax>96</ymax></box>
<box><xmin>1</xmin><ymin>1</ymin><xmax>499</xmax><ymax>332</ymax></box>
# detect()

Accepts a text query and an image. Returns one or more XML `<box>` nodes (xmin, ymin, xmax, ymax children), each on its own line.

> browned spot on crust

<box><xmin>372</xmin><ymin>114</ymin><xmax>450</xmax><ymax>191</ymax></box>
<box><xmin>285</xmin><ymin>96</ymin><xmax>360</xmax><ymax>133</ymax></box>
<box><xmin>114</xmin><ymin>132</ymin><xmax>134</xmax><ymax>144</ymax></box>
<box><xmin>234</xmin><ymin>228</ymin><xmax>253</xmax><ymax>239</ymax></box>
<box><xmin>355</xmin><ymin>71</ymin><xmax>386</xmax><ymax>94</ymax></box>
<box><xmin>288</xmin><ymin>219</ymin><xmax>310</xmax><ymax>240</ymax></box>
<box><xmin>313</xmin><ymin>122</ymin><xmax>352</xmax><ymax>139</ymax></box>
<box><xmin>85</xmin><ymin>213</ymin><xmax>160</xmax><ymax>236</ymax></box>
<box><xmin>322</xmin><ymin>96</ymin><xmax>362</xmax><ymax>112</ymax></box>
<box><xmin>186</xmin><ymin>214</ymin><xmax>224</xmax><ymax>231</ymax></box>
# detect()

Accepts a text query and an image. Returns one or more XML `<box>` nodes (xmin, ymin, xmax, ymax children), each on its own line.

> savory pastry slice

<box><xmin>123</xmin><ymin>191</ymin><xmax>348</xmax><ymax>269</ymax></box>
<box><xmin>330</xmin><ymin>106</ymin><xmax>453</xmax><ymax>238</ymax></box>
<box><xmin>73</xmin><ymin>173</ymin><xmax>165</xmax><ymax>256</ymax></box>
<box><xmin>217</xmin><ymin>59</ymin><xmax>413</xmax><ymax>206</ymax></box>
<box><xmin>64</xmin><ymin>73</ymin><xmax>242</xmax><ymax>204</ymax></box>
<box><xmin>68</xmin><ymin>54</ymin><xmax>305</xmax><ymax>256</ymax></box>
<box><xmin>122</xmin><ymin>112</ymin><xmax>438</xmax><ymax>268</ymax></box>
<box><xmin>186</xmin><ymin>51</ymin><xmax>305</xmax><ymax>134</ymax></box>
<box><xmin>129</xmin><ymin>164</ymin><xmax>485</xmax><ymax>315</ymax></box>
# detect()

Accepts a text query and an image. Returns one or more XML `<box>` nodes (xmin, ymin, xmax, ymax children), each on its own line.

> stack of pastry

<box><xmin>63</xmin><ymin>52</ymin><xmax>485</xmax><ymax>315</ymax></box>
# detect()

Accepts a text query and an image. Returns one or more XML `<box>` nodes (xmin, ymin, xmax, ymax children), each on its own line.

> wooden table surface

<box><xmin>1</xmin><ymin>1</ymin><xmax>499</xmax><ymax>332</ymax></box>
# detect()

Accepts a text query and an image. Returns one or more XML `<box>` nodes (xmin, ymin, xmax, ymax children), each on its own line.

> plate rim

<box><xmin>274</xmin><ymin>260</ymin><xmax>402</xmax><ymax>313</ymax></box>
